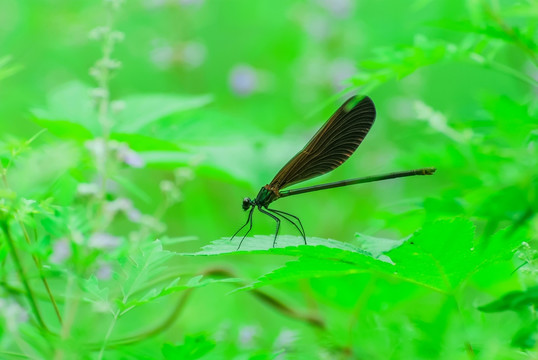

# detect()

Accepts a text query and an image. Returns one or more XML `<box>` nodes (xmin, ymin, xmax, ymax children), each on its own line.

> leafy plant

<box><xmin>0</xmin><ymin>0</ymin><xmax>536</xmax><ymax>359</ymax></box>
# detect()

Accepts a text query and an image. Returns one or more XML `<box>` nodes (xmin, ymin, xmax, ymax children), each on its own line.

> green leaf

<box><xmin>511</xmin><ymin>320</ymin><xmax>538</xmax><ymax>349</ymax></box>
<box><xmin>122</xmin><ymin>275</ymin><xmax>240</xmax><ymax>309</ymax></box>
<box><xmin>478</xmin><ymin>286</ymin><xmax>538</xmax><ymax>312</ymax></box>
<box><xmin>384</xmin><ymin>218</ymin><xmax>477</xmax><ymax>291</ymax></box>
<box><xmin>81</xmin><ymin>275</ymin><xmax>114</xmax><ymax>314</ymax></box>
<box><xmin>109</xmin><ymin>133</ymin><xmax>183</xmax><ymax>152</ymax></box>
<box><xmin>238</xmin><ymin>257</ymin><xmax>377</xmax><ymax>292</ymax></box>
<box><xmin>30</xmin><ymin>81</ymin><xmax>100</xmax><ymax>136</ymax></box>
<box><xmin>354</xmin><ymin>232</ymin><xmax>406</xmax><ymax>259</ymax></box>
<box><xmin>198</xmin><ymin>219</ymin><xmax>524</xmax><ymax>294</ymax></box>
<box><xmin>113</xmin><ymin>94</ymin><xmax>213</xmax><ymax>133</ymax></box>
<box><xmin>192</xmin><ymin>235</ymin><xmax>371</xmax><ymax>256</ymax></box>
<box><xmin>384</xmin><ymin>219</ymin><xmax>523</xmax><ymax>292</ymax></box>
<box><xmin>30</xmin><ymin>116</ymin><xmax>94</xmax><ymax>141</ymax></box>
<box><xmin>190</xmin><ymin>236</ymin><xmax>392</xmax><ymax>291</ymax></box>
<box><xmin>162</xmin><ymin>334</ymin><xmax>216</xmax><ymax>360</ymax></box>
<box><xmin>119</xmin><ymin>240</ymin><xmax>177</xmax><ymax>303</ymax></box>
<box><xmin>431</xmin><ymin>20</ymin><xmax>537</xmax><ymax>52</ymax></box>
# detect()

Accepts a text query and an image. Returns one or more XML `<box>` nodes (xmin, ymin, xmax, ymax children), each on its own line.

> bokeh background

<box><xmin>0</xmin><ymin>0</ymin><xmax>537</xmax><ymax>359</ymax></box>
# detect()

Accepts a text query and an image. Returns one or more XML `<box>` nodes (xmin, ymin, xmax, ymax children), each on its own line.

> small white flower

<box><xmin>229</xmin><ymin>64</ymin><xmax>258</xmax><ymax>97</ymax></box>
<box><xmin>274</xmin><ymin>329</ymin><xmax>297</xmax><ymax>349</ymax></box>
<box><xmin>160</xmin><ymin>180</ymin><xmax>175</xmax><ymax>193</ymax></box>
<box><xmin>317</xmin><ymin>0</ymin><xmax>353</xmax><ymax>18</ymax></box>
<box><xmin>105</xmin><ymin>0</ymin><xmax>125</xmax><ymax>10</ymax></box>
<box><xmin>105</xmin><ymin>198</ymin><xmax>131</xmax><ymax>214</ymax></box>
<box><xmin>96</xmin><ymin>262</ymin><xmax>113</xmax><ymax>280</ymax></box>
<box><xmin>50</xmin><ymin>238</ymin><xmax>71</xmax><ymax>264</ymax></box>
<box><xmin>117</xmin><ymin>144</ymin><xmax>144</xmax><ymax>168</ymax></box>
<box><xmin>239</xmin><ymin>325</ymin><xmax>258</xmax><ymax>347</ymax></box>
<box><xmin>88</xmin><ymin>26</ymin><xmax>110</xmax><ymax>40</ymax></box>
<box><xmin>110</xmin><ymin>31</ymin><xmax>125</xmax><ymax>42</ymax></box>
<box><xmin>182</xmin><ymin>42</ymin><xmax>206</xmax><ymax>68</ymax></box>
<box><xmin>0</xmin><ymin>299</ymin><xmax>29</xmax><ymax>332</ymax></box>
<box><xmin>89</xmin><ymin>232</ymin><xmax>121</xmax><ymax>250</ymax></box>
<box><xmin>328</xmin><ymin>58</ymin><xmax>356</xmax><ymax>91</ymax></box>
<box><xmin>143</xmin><ymin>0</ymin><xmax>167</xmax><ymax>8</ymax></box>
<box><xmin>127</xmin><ymin>207</ymin><xmax>142</xmax><ymax>222</ymax></box>
<box><xmin>77</xmin><ymin>183</ymin><xmax>99</xmax><ymax>196</ymax></box>
<box><xmin>85</xmin><ymin>139</ymin><xmax>108</xmax><ymax>168</ymax></box>
<box><xmin>179</xmin><ymin>0</ymin><xmax>204</xmax><ymax>6</ymax></box>
<box><xmin>151</xmin><ymin>44</ymin><xmax>174</xmax><ymax>69</ymax></box>
<box><xmin>104</xmin><ymin>198</ymin><xmax>142</xmax><ymax>223</ymax></box>
<box><xmin>89</xmin><ymin>67</ymin><xmax>101</xmax><ymax>79</ymax></box>
<box><xmin>90</xmin><ymin>87</ymin><xmax>109</xmax><ymax>100</ymax></box>
<box><xmin>302</xmin><ymin>15</ymin><xmax>330</xmax><ymax>41</ymax></box>
<box><xmin>97</xmin><ymin>58</ymin><xmax>122</xmax><ymax>70</ymax></box>
<box><xmin>174</xmin><ymin>167</ymin><xmax>194</xmax><ymax>181</ymax></box>
<box><xmin>111</xmin><ymin>100</ymin><xmax>126</xmax><ymax>113</ymax></box>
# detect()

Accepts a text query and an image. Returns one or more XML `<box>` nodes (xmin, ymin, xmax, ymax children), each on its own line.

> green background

<box><xmin>0</xmin><ymin>0</ymin><xmax>537</xmax><ymax>359</ymax></box>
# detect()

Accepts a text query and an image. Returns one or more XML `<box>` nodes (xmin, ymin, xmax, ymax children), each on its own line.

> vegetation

<box><xmin>0</xmin><ymin>0</ymin><xmax>537</xmax><ymax>359</ymax></box>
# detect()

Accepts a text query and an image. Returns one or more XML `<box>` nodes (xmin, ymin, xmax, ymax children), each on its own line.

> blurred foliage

<box><xmin>0</xmin><ymin>0</ymin><xmax>537</xmax><ymax>359</ymax></box>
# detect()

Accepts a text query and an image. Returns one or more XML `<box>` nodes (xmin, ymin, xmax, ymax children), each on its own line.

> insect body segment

<box><xmin>230</xmin><ymin>95</ymin><xmax>436</xmax><ymax>249</ymax></box>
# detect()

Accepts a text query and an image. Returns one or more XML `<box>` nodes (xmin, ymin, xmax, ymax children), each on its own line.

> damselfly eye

<box><xmin>242</xmin><ymin>198</ymin><xmax>252</xmax><ymax>211</ymax></box>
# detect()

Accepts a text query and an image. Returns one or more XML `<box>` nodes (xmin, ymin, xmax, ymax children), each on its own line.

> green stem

<box><xmin>486</xmin><ymin>60</ymin><xmax>538</xmax><ymax>88</ymax></box>
<box><xmin>86</xmin><ymin>268</ymin><xmax>326</xmax><ymax>350</ymax></box>
<box><xmin>0</xmin><ymin>221</ymin><xmax>48</xmax><ymax>331</ymax></box>
<box><xmin>483</xmin><ymin>2</ymin><xmax>538</xmax><ymax>67</ymax></box>
<box><xmin>97</xmin><ymin>311</ymin><xmax>119</xmax><ymax>360</ymax></box>
<box><xmin>18</xmin><ymin>220</ymin><xmax>63</xmax><ymax>325</ymax></box>
<box><xmin>93</xmin><ymin>3</ymin><xmax>117</xmax><ymax>232</ymax></box>
<box><xmin>1</xmin><ymin>155</ymin><xmax>62</xmax><ymax>325</ymax></box>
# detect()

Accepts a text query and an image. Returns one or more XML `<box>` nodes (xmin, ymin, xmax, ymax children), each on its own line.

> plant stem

<box><xmin>86</xmin><ymin>268</ymin><xmax>326</xmax><ymax>350</ymax></box>
<box><xmin>95</xmin><ymin>16</ymin><xmax>113</xmax><ymax>207</ymax></box>
<box><xmin>0</xmin><ymin>221</ymin><xmax>48</xmax><ymax>331</ymax></box>
<box><xmin>18</xmin><ymin>220</ymin><xmax>63</xmax><ymax>325</ymax></box>
<box><xmin>1</xmin><ymin>154</ymin><xmax>62</xmax><ymax>325</ymax></box>
<box><xmin>97</xmin><ymin>311</ymin><xmax>120</xmax><ymax>360</ymax></box>
<box><xmin>483</xmin><ymin>2</ymin><xmax>538</xmax><ymax>67</ymax></box>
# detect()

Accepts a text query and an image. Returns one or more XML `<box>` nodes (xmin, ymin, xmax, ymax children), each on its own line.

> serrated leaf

<box><xmin>430</xmin><ymin>20</ymin><xmax>537</xmax><ymax>52</ymax></box>
<box><xmin>81</xmin><ymin>275</ymin><xmax>114</xmax><ymax>313</ymax></box>
<box><xmin>190</xmin><ymin>236</ymin><xmax>392</xmax><ymax>292</ymax></box>
<box><xmin>120</xmin><ymin>240</ymin><xmax>176</xmax><ymax>302</ymax></box>
<box><xmin>354</xmin><ymin>232</ymin><xmax>406</xmax><ymax>259</ymax></box>
<box><xmin>237</xmin><ymin>256</ymin><xmax>384</xmax><ymax>292</ymax></box>
<box><xmin>191</xmin><ymin>235</ymin><xmax>370</xmax><ymax>256</ymax></box>
<box><xmin>204</xmin><ymin>219</ymin><xmax>524</xmax><ymax>293</ymax></box>
<box><xmin>122</xmin><ymin>275</ymin><xmax>241</xmax><ymax>309</ymax></box>
<box><xmin>384</xmin><ymin>218</ymin><xmax>477</xmax><ymax>291</ymax></box>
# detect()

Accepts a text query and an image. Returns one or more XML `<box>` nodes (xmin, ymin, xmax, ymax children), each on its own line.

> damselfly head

<box><xmin>242</xmin><ymin>197</ymin><xmax>253</xmax><ymax>211</ymax></box>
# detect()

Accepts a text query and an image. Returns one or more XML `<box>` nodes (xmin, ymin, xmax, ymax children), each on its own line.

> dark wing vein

<box><xmin>269</xmin><ymin>96</ymin><xmax>376</xmax><ymax>190</ymax></box>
